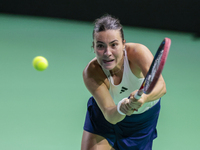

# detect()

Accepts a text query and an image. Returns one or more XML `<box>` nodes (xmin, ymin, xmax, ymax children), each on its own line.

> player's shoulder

<box><xmin>83</xmin><ymin>58</ymin><xmax>99</xmax><ymax>74</ymax></box>
<box><xmin>125</xmin><ymin>43</ymin><xmax>152</xmax><ymax>60</ymax></box>
<box><xmin>125</xmin><ymin>43</ymin><xmax>149</xmax><ymax>56</ymax></box>
<box><xmin>83</xmin><ymin>58</ymin><xmax>109</xmax><ymax>90</ymax></box>
<box><xmin>83</xmin><ymin>57</ymin><xmax>106</xmax><ymax>81</ymax></box>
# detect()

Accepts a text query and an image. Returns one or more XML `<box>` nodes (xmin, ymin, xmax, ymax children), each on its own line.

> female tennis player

<box><xmin>81</xmin><ymin>14</ymin><xmax>166</xmax><ymax>150</ymax></box>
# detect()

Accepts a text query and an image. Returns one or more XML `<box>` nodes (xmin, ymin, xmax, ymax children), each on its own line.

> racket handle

<box><xmin>128</xmin><ymin>90</ymin><xmax>143</xmax><ymax>99</ymax></box>
<box><xmin>134</xmin><ymin>90</ymin><xmax>143</xmax><ymax>100</ymax></box>
<box><xmin>128</xmin><ymin>90</ymin><xmax>143</xmax><ymax>112</ymax></box>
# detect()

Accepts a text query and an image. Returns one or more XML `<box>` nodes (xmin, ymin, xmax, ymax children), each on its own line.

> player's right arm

<box><xmin>83</xmin><ymin>58</ymin><xmax>126</xmax><ymax>124</ymax></box>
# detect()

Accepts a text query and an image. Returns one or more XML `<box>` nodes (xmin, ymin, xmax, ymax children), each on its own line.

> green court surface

<box><xmin>0</xmin><ymin>14</ymin><xmax>199</xmax><ymax>150</ymax></box>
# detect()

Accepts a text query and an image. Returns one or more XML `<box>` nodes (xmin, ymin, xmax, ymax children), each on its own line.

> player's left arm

<box><xmin>128</xmin><ymin>43</ymin><xmax>167</xmax><ymax>103</ymax></box>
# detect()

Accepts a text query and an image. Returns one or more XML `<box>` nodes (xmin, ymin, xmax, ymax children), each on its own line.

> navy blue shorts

<box><xmin>83</xmin><ymin>97</ymin><xmax>161</xmax><ymax>150</ymax></box>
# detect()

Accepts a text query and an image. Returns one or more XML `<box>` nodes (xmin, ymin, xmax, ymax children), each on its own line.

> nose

<box><xmin>104</xmin><ymin>47</ymin><xmax>112</xmax><ymax>57</ymax></box>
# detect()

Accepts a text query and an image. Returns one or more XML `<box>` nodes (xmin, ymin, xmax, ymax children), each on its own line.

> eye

<box><xmin>112</xmin><ymin>43</ymin><xmax>116</xmax><ymax>47</ymax></box>
<box><xmin>96</xmin><ymin>44</ymin><xmax>105</xmax><ymax>49</ymax></box>
<box><xmin>111</xmin><ymin>43</ymin><xmax>118</xmax><ymax>48</ymax></box>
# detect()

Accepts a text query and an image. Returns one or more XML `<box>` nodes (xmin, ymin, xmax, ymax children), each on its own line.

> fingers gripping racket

<box><xmin>133</xmin><ymin>37</ymin><xmax>171</xmax><ymax>100</ymax></box>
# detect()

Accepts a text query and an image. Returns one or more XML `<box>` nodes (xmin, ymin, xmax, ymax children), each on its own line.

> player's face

<box><xmin>93</xmin><ymin>30</ymin><xmax>125</xmax><ymax>71</ymax></box>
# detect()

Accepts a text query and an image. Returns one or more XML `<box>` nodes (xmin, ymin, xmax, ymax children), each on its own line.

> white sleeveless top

<box><xmin>102</xmin><ymin>49</ymin><xmax>159</xmax><ymax>114</ymax></box>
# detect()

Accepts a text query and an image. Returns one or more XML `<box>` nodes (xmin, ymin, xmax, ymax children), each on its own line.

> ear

<box><xmin>123</xmin><ymin>40</ymin><xmax>126</xmax><ymax>45</ymax></box>
<box><xmin>92</xmin><ymin>41</ymin><xmax>94</xmax><ymax>48</ymax></box>
<box><xmin>123</xmin><ymin>40</ymin><xmax>126</xmax><ymax>49</ymax></box>
<box><xmin>92</xmin><ymin>42</ymin><xmax>95</xmax><ymax>53</ymax></box>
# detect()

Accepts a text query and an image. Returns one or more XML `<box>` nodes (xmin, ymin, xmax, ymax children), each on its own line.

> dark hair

<box><xmin>93</xmin><ymin>14</ymin><xmax>124</xmax><ymax>41</ymax></box>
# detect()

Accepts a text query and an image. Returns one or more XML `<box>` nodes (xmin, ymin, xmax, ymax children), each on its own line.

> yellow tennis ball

<box><xmin>33</xmin><ymin>56</ymin><xmax>48</xmax><ymax>71</ymax></box>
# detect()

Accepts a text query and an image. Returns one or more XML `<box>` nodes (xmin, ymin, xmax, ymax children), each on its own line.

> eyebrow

<box><xmin>96</xmin><ymin>40</ymin><xmax>118</xmax><ymax>44</ymax></box>
<box><xmin>96</xmin><ymin>41</ymin><xmax>104</xmax><ymax>44</ymax></box>
<box><xmin>110</xmin><ymin>40</ymin><xmax>118</xmax><ymax>43</ymax></box>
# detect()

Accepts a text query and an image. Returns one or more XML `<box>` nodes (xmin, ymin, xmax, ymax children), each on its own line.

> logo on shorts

<box><xmin>120</xmin><ymin>86</ymin><xmax>128</xmax><ymax>94</ymax></box>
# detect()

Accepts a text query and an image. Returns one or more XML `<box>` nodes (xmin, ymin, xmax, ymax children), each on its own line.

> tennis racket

<box><xmin>133</xmin><ymin>37</ymin><xmax>171</xmax><ymax>100</ymax></box>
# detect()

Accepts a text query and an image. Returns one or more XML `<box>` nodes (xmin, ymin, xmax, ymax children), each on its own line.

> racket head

<box><xmin>140</xmin><ymin>37</ymin><xmax>171</xmax><ymax>95</ymax></box>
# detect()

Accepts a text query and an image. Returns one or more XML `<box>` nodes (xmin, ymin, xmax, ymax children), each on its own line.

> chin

<box><xmin>102</xmin><ymin>64</ymin><xmax>115</xmax><ymax>71</ymax></box>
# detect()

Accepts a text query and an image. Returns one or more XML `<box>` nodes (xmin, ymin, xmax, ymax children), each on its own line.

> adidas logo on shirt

<box><xmin>120</xmin><ymin>86</ymin><xmax>128</xmax><ymax>94</ymax></box>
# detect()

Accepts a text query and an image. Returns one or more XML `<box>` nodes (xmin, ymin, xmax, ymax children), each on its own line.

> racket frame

<box><xmin>134</xmin><ymin>37</ymin><xmax>171</xmax><ymax>99</ymax></box>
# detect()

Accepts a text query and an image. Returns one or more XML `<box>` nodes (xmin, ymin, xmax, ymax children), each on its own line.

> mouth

<box><xmin>103</xmin><ymin>59</ymin><xmax>114</xmax><ymax>64</ymax></box>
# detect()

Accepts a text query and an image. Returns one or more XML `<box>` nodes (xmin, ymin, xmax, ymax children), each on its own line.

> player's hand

<box><xmin>119</xmin><ymin>98</ymin><xmax>135</xmax><ymax>116</ymax></box>
<box><xmin>128</xmin><ymin>90</ymin><xmax>145</xmax><ymax>110</ymax></box>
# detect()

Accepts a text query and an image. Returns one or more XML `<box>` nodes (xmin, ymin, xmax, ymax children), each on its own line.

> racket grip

<box><xmin>134</xmin><ymin>91</ymin><xmax>142</xmax><ymax>100</ymax></box>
